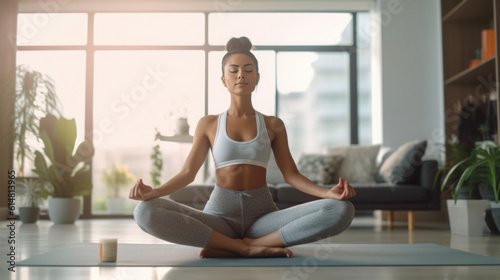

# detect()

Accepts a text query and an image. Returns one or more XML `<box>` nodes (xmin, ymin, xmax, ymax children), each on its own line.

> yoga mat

<box><xmin>18</xmin><ymin>243</ymin><xmax>500</xmax><ymax>267</ymax></box>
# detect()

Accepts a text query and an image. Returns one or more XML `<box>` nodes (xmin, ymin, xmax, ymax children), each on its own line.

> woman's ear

<box><xmin>256</xmin><ymin>73</ymin><xmax>260</xmax><ymax>85</ymax></box>
<box><xmin>221</xmin><ymin>75</ymin><xmax>227</xmax><ymax>87</ymax></box>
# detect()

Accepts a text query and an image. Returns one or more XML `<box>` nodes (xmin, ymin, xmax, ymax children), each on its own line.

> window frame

<box><xmin>17</xmin><ymin>11</ymin><xmax>362</xmax><ymax>218</ymax></box>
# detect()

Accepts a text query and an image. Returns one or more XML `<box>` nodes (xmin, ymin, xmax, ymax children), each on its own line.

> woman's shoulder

<box><xmin>200</xmin><ymin>114</ymin><xmax>219</xmax><ymax>122</ymax></box>
<box><xmin>196</xmin><ymin>114</ymin><xmax>219</xmax><ymax>132</ymax></box>
<box><xmin>197</xmin><ymin>115</ymin><xmax>218</xmax><ymax>127</ymax></box>
<box><xmin>262</xmin><ymin>114</ymin><xmax>286</xmax><ymax>135</ymax></box>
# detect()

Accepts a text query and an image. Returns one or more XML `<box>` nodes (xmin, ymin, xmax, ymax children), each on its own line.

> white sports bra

<box><xmin>211</xmin><ymin>110</ymin><xmax>271</xmax><ymax>169</ymax></box>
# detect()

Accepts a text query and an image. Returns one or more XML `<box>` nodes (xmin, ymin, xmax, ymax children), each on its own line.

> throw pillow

<box><xmin>325</xmin><ymin>144</ymin><xmax>381</xmax><ymax>183</ymax></box>
<box><xmin>297</xmin><ymin>154</ymin><xmax>343</xmax><ymax>184</ymax></box>
<box><xmin>376</xmin><ymin>140</ymin><xmax>427</xmax><ymax>184</ymax></box>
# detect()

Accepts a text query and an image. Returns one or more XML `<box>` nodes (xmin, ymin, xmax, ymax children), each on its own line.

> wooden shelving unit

<box><xmin>441</xmin><ymin>0</ymin><xmax>500</xmax><ymax>149</ymax></box>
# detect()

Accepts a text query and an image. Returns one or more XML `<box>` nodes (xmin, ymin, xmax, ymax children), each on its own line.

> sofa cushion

<box><xmin>325</xmin><ymin>144</ymin><xmax>381</xmax><ymax>183</ymax></box>
<box><xmin>375</xmin><ymin>140</ymin><xmax>427</xmax><ymax>184</ymax></box>
<box><xmin>297</xmin><ymin>154</ymin><xmax>343</xmax><ymax>184</ymax></box>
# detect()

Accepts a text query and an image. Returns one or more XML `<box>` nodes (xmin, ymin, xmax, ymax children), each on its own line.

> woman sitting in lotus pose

<box><xmin>129</xmin><ymin>36</ymin><xmax>356</xmax><ymax>258</ymax></box>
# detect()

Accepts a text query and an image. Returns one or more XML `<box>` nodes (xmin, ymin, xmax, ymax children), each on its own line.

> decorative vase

<box><xmin>447</xmin><ymin>200</ymin><xmax>490</xmax><ymax>236</ymax></box>
<box><xmin>484</xmin><ymin>209</ymin><xmax>500</xmax><ymax>234</ymax></box>
<box><xmin>490</xmin><ymin>202</ymin><xmax>500</xmax><ymax>234</ymax></box>
<box><xmin>48</xmin><ymin>197</ymin><xmax>81</xmax><ymax>224</ymax></box>
<box><xmin>19</xmin><ymin>207</ymin><xmax>40</xmax><ymax>223</ymax></box>
<box><xmin>175</xmin><ymin>118</ymin><xmax>189</xmax><ymax>135</ymax></box>
<box><xmin>481</xmin><ymin>29</ymin><xmax>495</xmax><ymax>60</ymax></box>
<box><xmin>479</xmin><ymin>185</ymin><xmax>496</xmax><ymax>201</ymax></box>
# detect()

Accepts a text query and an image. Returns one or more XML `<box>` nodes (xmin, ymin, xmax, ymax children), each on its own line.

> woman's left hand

<box><xmin>325</xmin><ymin>177</ymin><xmax>356</xmax><ymax>200</ymax></box>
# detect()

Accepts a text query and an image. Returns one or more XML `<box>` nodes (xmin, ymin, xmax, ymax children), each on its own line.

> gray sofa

<box><xmin>170</xmin><ymin>158</ymin><xmax>440</xmax><ymax>230</ymax></box>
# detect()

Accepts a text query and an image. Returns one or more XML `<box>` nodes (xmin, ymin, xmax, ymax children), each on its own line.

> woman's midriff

<box><xmin>215</xmin><ymin>165</ymin><xmax>267</xmax><ymax>191</ymax></box>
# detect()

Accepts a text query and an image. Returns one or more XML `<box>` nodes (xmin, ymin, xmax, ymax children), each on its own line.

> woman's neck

<box><xmin>228</xmin><ymin>95</ymin><xmax>254</xmax><ymax>117</ymax></box>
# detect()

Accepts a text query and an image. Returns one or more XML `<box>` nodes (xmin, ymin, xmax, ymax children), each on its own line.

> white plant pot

<box><xmin>48</xmin><ymin>197</ymin><xmax>81</xmax><ymax>224</ymax></box>
<box><xmin>175</xmin><ymin>118</ymin><xmax>189</xmax><ymax>135</ymax></box>
<box><xmin>106</xmin><ymin>197</ymin><xmax>125</xmax><ymax>214</ymax></box>
<box><xmin>447</xmin><ymin>199</ymin><xmax>489</xmax><ymax>236</ymax></box>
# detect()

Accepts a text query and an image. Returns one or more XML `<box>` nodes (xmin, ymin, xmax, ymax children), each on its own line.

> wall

<box><xmin>18</xmin><ymin>0</ymin><xmax>372</xmax><ymax>12</ymax></box>
<box><xmin>373</xmin><ymin>0</ymin><xmax>444</xmax><ymax>160</ymax></box>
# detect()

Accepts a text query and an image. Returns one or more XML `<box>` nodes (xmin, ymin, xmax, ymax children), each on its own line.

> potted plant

<box><xmin>150</xmin><ymin>129</ymin><xmax>164</xmax><ymax>187</ymax></box>
<box><xmin>33</xmin><ymin>114</ymin><xmax>94</xmax><ymax>224</ymax></box>
<box><xmin>438</xmin><ymin>141</ymin><xmax>476</xmax><ymax>198</ymax></box>
<box><xmin>13</xmin><ymin>65</ymin><xmax>60</xmax><ymax>176</ymax></box>
<box><xmin>103</xmin><ymin>163</ymin><xmax>134</xmax><ymax>213</ymax></box>
<box><xmin>16</xmin><ymin>178</ymin><xmax>45</xmax><ymax>223</ymax></box>
<box><xmin>442</xmin><ymin>140</ymin><xmax>500</xmax><ymax>235</ymax></box>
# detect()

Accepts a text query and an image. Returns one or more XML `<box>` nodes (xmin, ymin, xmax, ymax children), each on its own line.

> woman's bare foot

<box><xmin>245</xmin><ymin>246</ymin><xmax>292</xmax><ymax>258</ymax></box>
<box><xmin>243</xmin><ymin>231</ymin><xmax>284</xmax><ymax>248</ymax></box>
<box><xmin>202</xmin><ymin>231</ymin><xmax>292</xmax><ymax>258</ymax></box>
<box><xmin>200</xmin><ymin>248</ymin><xmax>240</xmax><ymax>258</ymax></box>
<box><xmin>200</xmin><ymin>246</ymin><xmax>292</xmax><ymax>258</ymax></box>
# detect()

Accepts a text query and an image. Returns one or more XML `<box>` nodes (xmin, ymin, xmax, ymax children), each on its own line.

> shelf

<box><xmin>157</xmin><ymin>134</ymin><xmax>193</xmax><ymax>143</ymax></box>
<box><xmin>444</xmin><ymin>56</ymin><xmax>496</xmax><ymax>86</ymax></box>
<box><xmin>442</xmin><ymin>0</ymin><xmax>493</xmax><ymax>22</ymax></box>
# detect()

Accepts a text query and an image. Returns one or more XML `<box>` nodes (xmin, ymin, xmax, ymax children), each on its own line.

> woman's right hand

<box><xmin>129</xmin><ymin>179</ymin><xmax>159</xmax><ymax>201</ymax></box>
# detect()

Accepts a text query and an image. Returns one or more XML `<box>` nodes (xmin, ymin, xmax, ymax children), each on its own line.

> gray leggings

<box><xmin>134</xmin><ymin>184</ymin><xmax>354</xmax><ymax>248</ymax></box>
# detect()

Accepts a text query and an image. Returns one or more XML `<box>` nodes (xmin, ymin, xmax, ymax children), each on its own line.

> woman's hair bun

<box><xmin>225</xmin><ymin>36</ymin><xmax>253</xmax><ymax>52</ymax></box>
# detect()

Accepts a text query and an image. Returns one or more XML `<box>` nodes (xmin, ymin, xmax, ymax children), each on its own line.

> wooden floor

<box><xmin>1</xmin><ymin>216</ymin><xmax>499</xmax><ymax>280</ymax></box>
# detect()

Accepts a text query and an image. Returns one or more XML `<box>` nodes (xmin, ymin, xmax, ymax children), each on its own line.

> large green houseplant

<box><xmin>13</xmin><ymin>65</ymin><xmax>60</xmax><ymax>176</ymax></box>
<box><xmin>442</xmin><ymin>141</ymin><xmax>499</xmax><ymax>203</ymax></box>
<box><xmin>441</xmin><ymin>141</ymin><xmax>500</xmax><ymax>234</ymax></box>
<box><xmin>438</xmin><ymin>142</ymin><xmax>472</xmax><ymax>198</ymax></box>
<box><xmin>33</xmin><ymin>114</ymin><xmax>94</xmax><ymax>223</ymax></box>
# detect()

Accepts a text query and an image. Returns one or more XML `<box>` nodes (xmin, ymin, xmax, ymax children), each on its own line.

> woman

<box><xmin>130</xmin><ymin>37</ymin><xmax>356</xmax><ymax>258</ymax></box>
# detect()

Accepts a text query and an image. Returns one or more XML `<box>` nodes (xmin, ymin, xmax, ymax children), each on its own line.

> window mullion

<box><xmin>349</xmin><ymin>12</ymin><xmax>359</xmax><ymax>144</ymax></box>
<box><xmin>84</xmin><ymin>12</ymin><xmax>95</xmax><ymax>218</ymax></box>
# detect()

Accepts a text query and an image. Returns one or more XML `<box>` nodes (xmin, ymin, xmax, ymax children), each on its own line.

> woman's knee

<box><xmin>341</xmin><ymin>200</ymin><xmax>355</xmax><ymax>221</ymax></box>
<box><xmin>320</xmin><ymin>199</ymin><xmax>355</xmax><ymax>227</ymax></box>
<box><xmin>133</xmin><ymin>198</ymin><xmax>163</xmax><ymax>228</ymax></box>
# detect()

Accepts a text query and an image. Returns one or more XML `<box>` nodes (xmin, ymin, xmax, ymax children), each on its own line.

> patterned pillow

<box><xmin>325</xmin><ymin>145</ymin><xmax>381</xmax><ymax>183</ymax></box>
<box><xmin>297</xmin><ymin>154</ymin><xmax>343</xmax><ymax>184</ymax></box>
<box><xmin>376</xmin><ymin>140</ymin><xmax>427</xmax><ymax>184</ymax></box>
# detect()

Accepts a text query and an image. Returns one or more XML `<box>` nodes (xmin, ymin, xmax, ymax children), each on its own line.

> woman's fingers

<box><xmin>129</xmin><ymin>181</ymin><xmax>136</xmax><ymax>199</ymax></box>
<box><xmin>343</xmin><ymin>180</ymin><xmax>356</xmax><ymax>199</ymax></box>
<box><xmin>129</xmin><ymin>179</ymin><xmax>144</xmax><ymax>200</ymax></box>
<box><xmin>345</xmin><ymin>181</ymin><xmax>356</xmax><ymax>198</ymax></box>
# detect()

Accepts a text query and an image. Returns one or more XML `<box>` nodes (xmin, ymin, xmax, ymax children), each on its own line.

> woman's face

<box><xmin>221</xmin><ymin>53</ymin><xmax>259</xmax><ymax>96</ymax></box>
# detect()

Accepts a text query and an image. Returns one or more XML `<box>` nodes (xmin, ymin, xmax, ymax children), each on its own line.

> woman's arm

<box><xmin>129</xmin><ymin>116</ymin><xmax>213</xmax><ymax>201</ymax></box>
<box><xmin>268</xmin><ymin>117</ymin><xmax>356</xmax><ymax>201</ymax></box>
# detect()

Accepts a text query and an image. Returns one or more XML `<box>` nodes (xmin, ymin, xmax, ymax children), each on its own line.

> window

<box><xmin>92</xmin><ymin>50</ymin><xmax>205</xmax><ymax>213</ymax></box>
<box><xmin>17</xmin><ymin>13</ymin><xmax>88</xmax><ymax>46</ymax></box>
<box><xmin>94</xmin><ymin>13</ymin><xmax>204</xmax><ymax>45</ymax></box>
<box><xmin>208</xmin><ymin>13</ymin><xmax>353</xmax><ymax>45</ymax></box>
<box><xmin>277</xmin><ymin>52</ymin><xmax>350</xmax><ymax>158</ymax></box>
<box><xmin>15</xmin><ymin>11</ymin><xmax>370</xmax><ymax>217</ymax></box>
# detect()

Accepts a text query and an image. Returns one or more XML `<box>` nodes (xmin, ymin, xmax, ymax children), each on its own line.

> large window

<box><xmin>16</xmin><ymin>11</ymin><xmax>371</xmax><ymax>216</ymax></box>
